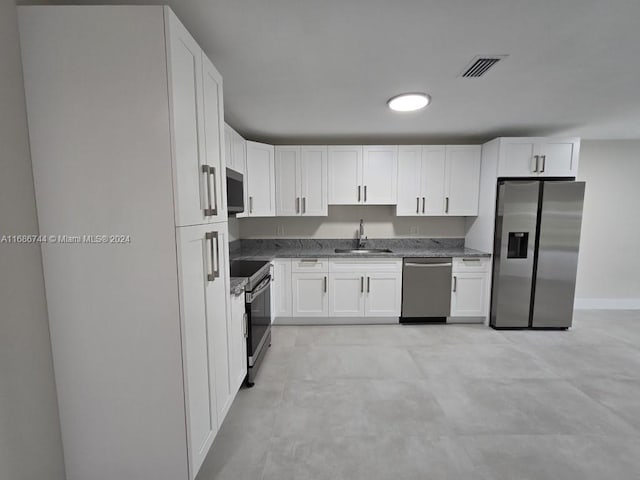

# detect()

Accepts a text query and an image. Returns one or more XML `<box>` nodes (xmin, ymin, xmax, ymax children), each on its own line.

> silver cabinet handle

<box><xmin>422</xmin><ymin>197</ymin><xmax>426</xmax><ymax>214</ymax></box>
<box><xmin>540</xmin><ymin>155</ymin><xmax>546</xmax><ymax>173</ymax></box>
<box><xmin>416</xmin><ymin>197</ymin><xmax>420</xmax><ymax>214</ymax></box>
<box><xmin>300</xmin><ymin>258</ymin><xmax>319</xmax><ymax>263</ymax></box>
<box><xmin>533</xmin><ymin>155</ymin><xmax>539</xmax><ymax>173</ymax></box>
<box><xmin>462</xmin><ymin>258</ymin><xmax>481</xmax><ymax>262</ymax></box>
<box><xmin>205</xmin><ymin>231</ymin><xmax>220</xmax><ymax>281</ymax></box>
<box><xmin>202</xmin><ymin>165</ymin><xmax>214</xmax><ymax>216</ymax></box>
<box><xmin>303</xmin><ymin>197</ymin><xmax>306</xmax><ymax>214</ymax></box>
<box><xmin>243</xmin><ymin>312</ymin><xmax>248</xmax><ymax>338</ymax></box>
<box><xmin>453</xmin><ymin>275</ymin><xmax>457</xmax><ymax>292</ymax></box>
<box><xmin>361</xmin><ymin>276</ymin><xmax>364</xmax><ymax>293</ymax></box>
<box><xmin>364</xmin><ymin>185</ymin><xmax>367</xmax><ymax>202</ymax></box>
<box><xmin>296</xmin><ymin>197</ymin><xmax>300</xmax><ymax>214</ymax></box>
<box><xmin>358</xmin><ymin>185</ymin><xmax>361</xmax><ymax>202</ymax></box>
<box><xmin>367</xmin><ymin>276</ymin><xmax>370</xmax><ymax>293</ymax></box>
<box><xmin>445</xmin><ymin>197</ymin><xmax>449</xmax><ymax>214</ymax></box>
<box><xmin>249</xmin><ymin>196</ymin><xmax>253</xmax><ymax>214</ymax></box>
<box><xmin>211</xmin><ymin>166</ymin><xmax>218</xmax><ymax>216</ymax></box>
<box><xmin>324</xmin><ymin>276</ymin><xmax>328</xmax><ymax>293</ymax></box>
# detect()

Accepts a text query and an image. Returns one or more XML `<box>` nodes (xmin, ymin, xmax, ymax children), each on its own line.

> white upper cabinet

<box><xmin>275</xmin><ymin>146</ymin><xmax>300</xmax><ymax>216</ymax></box>
<box><xmin>396</xmin><ymin>146</ymin><xmax>422</xmax><ymax>215</ymax></box>
<box><xmin>275</xmin><ymin>146</ymin><xmax>327</xmax><ymax>216</ymax></box>
<box><xmin>328</xmin><ymin>146</ymin><xmax>362</xmax><ymax>204</ymax></box>
<box><xmin>444</xmin><ymin>145</ymin><xmax>481</xmax><ymax>216</ymax></box>
<box><xmin>224</xmin><ymin>123</ymin><xmax>246</xmax><ymax>175</ymax></box>
<box><xmin>497</xmin><ymin>137</ymin><xmax>580</xmax><ymax>178</ymax></box>
<box><xmin>300</xmin><ymin>146</ymin><xmax>328</xmax><ymax>216</ymax></box>
<box><xmin>362</xmin><ymin>146</ymin><xmax>398</xmax><ymax>204</ymax></box>
<box><xmin>422</xmin><ymin>146</ymin><xmax>447</xmax><ymax>215</ymax></box>
<box><xmin>328</xmin><ymin>145</ymin><xmax>397</xmax><ymax>205</ymax></box>
<box><xmin>201</xmin><ymin>55</ymin><xmax>226</xmax><ymax>223</ymax></box>
<box><xmin>397</xmin><ymin>145</ymin><xmax>479</xmax><ymax>216</ymax></box>
<box><xmin>245</xmin><ymin>141</ymin><xmax>275</xmax><ymax>216</ymax></box>
<box><xmin>167</xmin><ymin>13</ymin><xmax>207</xmax><ymax>227</ymax></box>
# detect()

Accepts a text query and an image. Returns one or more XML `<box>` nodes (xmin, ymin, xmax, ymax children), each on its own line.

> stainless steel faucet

<box><xmin>358</xmin><ymin>219</ymin><xmax>367</xmax><ymax>248</ymax></box>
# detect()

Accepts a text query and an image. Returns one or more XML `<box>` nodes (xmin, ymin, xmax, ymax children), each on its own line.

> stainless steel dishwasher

<box><xmin>401</xmin><ymin>258</ymin><xmax>452</xmax><ymax>323</ymax></box>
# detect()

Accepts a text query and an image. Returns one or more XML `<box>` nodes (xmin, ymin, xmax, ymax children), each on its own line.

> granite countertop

<box><xmin>229</xmin><ymin>277</ymin><xmax>248</xmax><ymax>296</ymax></box>
<box><xmin>229</xmin><ymin>238</ymin><xmax>490</xmax><ymax>261</ymax></box>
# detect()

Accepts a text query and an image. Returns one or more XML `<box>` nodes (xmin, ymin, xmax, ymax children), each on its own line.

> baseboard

<box><xmin>273</xmin><ymin>316</ymin><xmax>399</xmax><ymax>325</ymax></box>
<box><xmin>574</xmin><ymin>298</ymin><xmax>640</xmax><ymax>310</ymax></box>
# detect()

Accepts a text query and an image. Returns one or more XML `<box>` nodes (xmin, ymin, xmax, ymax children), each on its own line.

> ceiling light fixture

<box><xmin>387</xmin><ymin>93</ymin><xmax>430</xmax><ymax>112</ymax></box>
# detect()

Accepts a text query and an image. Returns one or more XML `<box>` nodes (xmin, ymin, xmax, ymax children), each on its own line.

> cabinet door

<box><xmin>362</xmin><ymin>146</ymin><xmax>398</xmax><ymax>204</ymax></box>
<box><xmin>421</xmin><ymin>146</ymin><xmax>446</xmax><ymax>215</ymax></box>
<box><xmin>538</xmin><ymin>140</ymin><xmax>577</xmax><ymax>177</ymax></box>
<box><xmin>167</xmin><ymin>14</ymin><xmax>207</xmax><ymax>227</ymax></box>
<box><xmin>396</xmin><ymin>146</ymin><xmax>422</xmax><ymax>216</ymax></box>
<box><xmin>224</xmin><ymin>124</ymin><xmax>233</xmax><ymax>170</ymax></box>
<box><xmin>292</xmin><ymin>272</ymin><xmax>328</xmax><ymax>317</ymax></box>
<box><xmin>176</xmin><ymin>224</ymin><xmax>218</xmax><ymax>476</ymax></box>
<box><xmin>201</xmin><ymin>55</ymin><xmax>226</xmax><ymax>223</ymax></box>
<box><xmin>246</xmin><ymin>141</ymin><xmax>275</xmax><ymax>216</ymax></box>
<box><xmin>445</xmin><ymin>146</ymin><xmax>481</xmax><ymax>216</ymax></box>
<box><xmin>328</xmin><ymin>146</ymin><xmax>362</xmax><ymax>204</ymax></box>
<box><xmin>364</xmin><ymin>273</ymin><xmax>402</xmax><ymax>317</ymax></box>
<box><xmin>229</xmin><ymin>293</ymin><xmax>247</xmax><ymax>394</ymax></box>
<box><xmin>328</xmin><ymin>273</ymin><xmax>365</xmax><ymax>317</ymax></box>
<box><xmin>497</xmin><ymin>139</ymin><xmax>538</xmax><ymax>177</ymax></box>
<box><xmin>450</xmin><ymin>272</ymin><xmax>488</xmax><ymax>317</ymax></box>
<box><xmin>271</xmin><ymin>259</ymin><xmax>292</xmax><ymax>318</ymax></box>
<box><xmin>275</xmin><ymin>146</ymin><xmax>301</xmax><ymax>216</ymax></box>
<box><xmin>300</xmin><ymin>146</ymin><xmax>328</xmax><ymax>216</ymax></box>
<box><xmin>208</xmin><ymin>226</ymin><xmax>233</xmax><ymax>424</ymax></box>
<box><xmin>232</xmin><ymin>130</ymin><xmax>246</xmax><ymax>175</ymax></box>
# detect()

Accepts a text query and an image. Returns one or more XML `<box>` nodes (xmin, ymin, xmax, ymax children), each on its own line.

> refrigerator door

<box><xmin>532</xmin><ymin>181</ymin><xmax>585</xmax><ymax>328</ymax></box>
<box><xmin>490</xmin><ymin>181</ymin><xmax>539</xmax><ymax>328</ymax></box>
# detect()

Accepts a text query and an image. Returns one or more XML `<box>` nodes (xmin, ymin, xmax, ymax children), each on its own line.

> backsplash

<box><xmin>236</xmin><ymin>205</ymin><xmax>466</xmax><ymax>239</ymax></box>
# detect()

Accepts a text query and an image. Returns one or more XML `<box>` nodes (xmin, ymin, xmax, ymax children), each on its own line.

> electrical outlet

<box><xmin>276</xmin><ymin>225</ymin><xmax>284</xmax><ymax>236</ymax></box>
<box><xmin>410</xmin><ymin>225</ymin><xmax>418</xmax><ymax>235</ymax></box>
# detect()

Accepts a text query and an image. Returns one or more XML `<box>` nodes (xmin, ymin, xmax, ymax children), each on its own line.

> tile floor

<box><xmin>197</xmin><ymin>310</ymin><xmax>640</xmax><ymax>480</ymax></box>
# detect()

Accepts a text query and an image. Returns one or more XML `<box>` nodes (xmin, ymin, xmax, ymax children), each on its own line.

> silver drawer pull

<box><xmin>300</xmin><ymin>258</ymin><xmax>319</xmax><ymax>263</ymax></box>
<box><xmin>462</xmin><ymin>258</ymin><xmax>481</xmax><ymax>262</ymax></box>
<box><xmin>405</xmin><ymin>262</ymin><xmax>452</xmax><ymax>267</ymax></box>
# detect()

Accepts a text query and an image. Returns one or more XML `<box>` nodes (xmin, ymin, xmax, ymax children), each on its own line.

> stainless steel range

<box><xmin>229</xmin><ymin>260</ymin><xmax>272</xmax><ymax>386</ymax></box>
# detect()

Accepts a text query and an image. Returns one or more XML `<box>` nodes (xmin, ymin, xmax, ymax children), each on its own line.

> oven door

<box><xmin>245</xmin><ymin>275</ymin><xmax>271</xmax><ymax>365</ymax></box>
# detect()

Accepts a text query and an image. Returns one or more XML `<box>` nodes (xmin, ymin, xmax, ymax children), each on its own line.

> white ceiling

<box><xmin>30</xmin><ymin>0</ymin><xmax>640</xmax><ymax>143</ymax></box>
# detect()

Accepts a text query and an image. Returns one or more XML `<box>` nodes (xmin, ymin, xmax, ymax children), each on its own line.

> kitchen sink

<box><xmin>334</xmin><ymin>248</ymin><xmax>393</xmax><ymax>254</ymax></box>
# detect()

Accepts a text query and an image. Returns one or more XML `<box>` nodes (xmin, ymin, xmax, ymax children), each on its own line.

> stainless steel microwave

<box><xmin>226</xmin><ymin>168</ymin><xmax>244</xmax><ymax>215</ymax></box>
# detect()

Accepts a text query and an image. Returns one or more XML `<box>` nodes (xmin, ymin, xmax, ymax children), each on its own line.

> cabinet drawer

<box><xmin>329</xmin><ymin>259</ymin><xmax>402</xmax><ymax>273</ymax></box>
<box><xmin>452</xmin><ymin>257</ymin><xmax>490</xmax><ymax>273</ymax></box>
<box><xmin>291</xmin><ymin>258</ymin><xmax>329</xmax><ymax>273</ymax></box>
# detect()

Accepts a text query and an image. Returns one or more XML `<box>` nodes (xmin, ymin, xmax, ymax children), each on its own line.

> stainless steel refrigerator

<box><xmin>490</xmin><ymin>180</ymin><xmax>585</xmax><ymax>329</ymax></box>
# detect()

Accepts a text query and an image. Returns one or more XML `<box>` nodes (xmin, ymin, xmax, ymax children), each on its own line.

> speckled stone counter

<box><xmin>228</xmin><ymin>238</ymin><xmax>490</xmax><ymax>261</ymax></box>
<box><xmin>229</xmin><ymin>277</ymin><xmax>248</xmax><ymax>296</ymax></box>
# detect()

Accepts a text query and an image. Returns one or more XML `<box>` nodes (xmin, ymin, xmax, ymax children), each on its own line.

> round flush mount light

<box><xmin>387</xmin><ymin>93</ymin><xmax>431</xmax><ymax>112</ymax></box>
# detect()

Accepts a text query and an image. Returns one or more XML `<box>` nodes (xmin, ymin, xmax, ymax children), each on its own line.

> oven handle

<box><xmin>245</xmin><ymin>275</ymin><xmax>271</xmax><ymax>303</ymax></box>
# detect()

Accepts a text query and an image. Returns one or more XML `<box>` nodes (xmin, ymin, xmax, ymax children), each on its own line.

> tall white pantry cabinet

<box><xmin>19</xmin><ymin>6</ymin><xmax>237</xmax><ymax>480</ymax></box>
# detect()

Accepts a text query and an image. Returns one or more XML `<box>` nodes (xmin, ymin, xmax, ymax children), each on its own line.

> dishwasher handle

<box><xmin>404</xmin><ymin>262</ymin><xmax>452</xmax><ymax>267</ymax></box>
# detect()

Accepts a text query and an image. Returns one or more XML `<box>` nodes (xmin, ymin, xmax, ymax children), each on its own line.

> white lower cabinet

<box><xmin>450</xmin><ymin>257</ymin><xmax>491</xmax><ymax>320</ymax></box>
<box><xmin>328</xmin><ymin>259</ymin><xmax>402</xmax><ymax>319</ymax></box>
<box><xmin>292</xmin><ymin>272</ymin><xmax>329</xmax><ymax>316</ymax></box>
<box><xmin>271</xmin><ymin>259</ymin><xmax>293</xmax><ymax>318</ymax></box>
<box><xmin>329</xmin><ymin>272</ymin><xmax>365</xmax><ymax>316</ymax></box>
<box><xmin>176</xmin><ymin>222</ymin><xmax>231</xmax><ymax>476</ymax></box>
<box><xmin>229</xmin><ymin>292</ymin><xmax>247</xmax><ymax>395</ymax></box>
<box><xmin>364</xmin><ymin>272</ymin><xmax>402</xmax><ymax>317</ymax></box>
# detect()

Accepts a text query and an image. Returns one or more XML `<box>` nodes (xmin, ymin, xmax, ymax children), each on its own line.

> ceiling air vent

<box><xmin>460</xmin><ymin>55</ymin><xmax>508</xmax><ymax>78</ymax></box>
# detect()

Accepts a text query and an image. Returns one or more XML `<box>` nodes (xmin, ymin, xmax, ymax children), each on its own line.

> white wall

<box><xmin>575</xmin><ymin>140</ymin><xmax>640</xmax><ymax>308</ymax></box>
<box><xmin>239</xmin><ymin>205</ymin><xmax>466</xmax><ymax>239</ymax></box>
<box><xmin>0</xmin><ymin>1</ymin><xmax>66</xmax><ymax>479</ymax></box>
